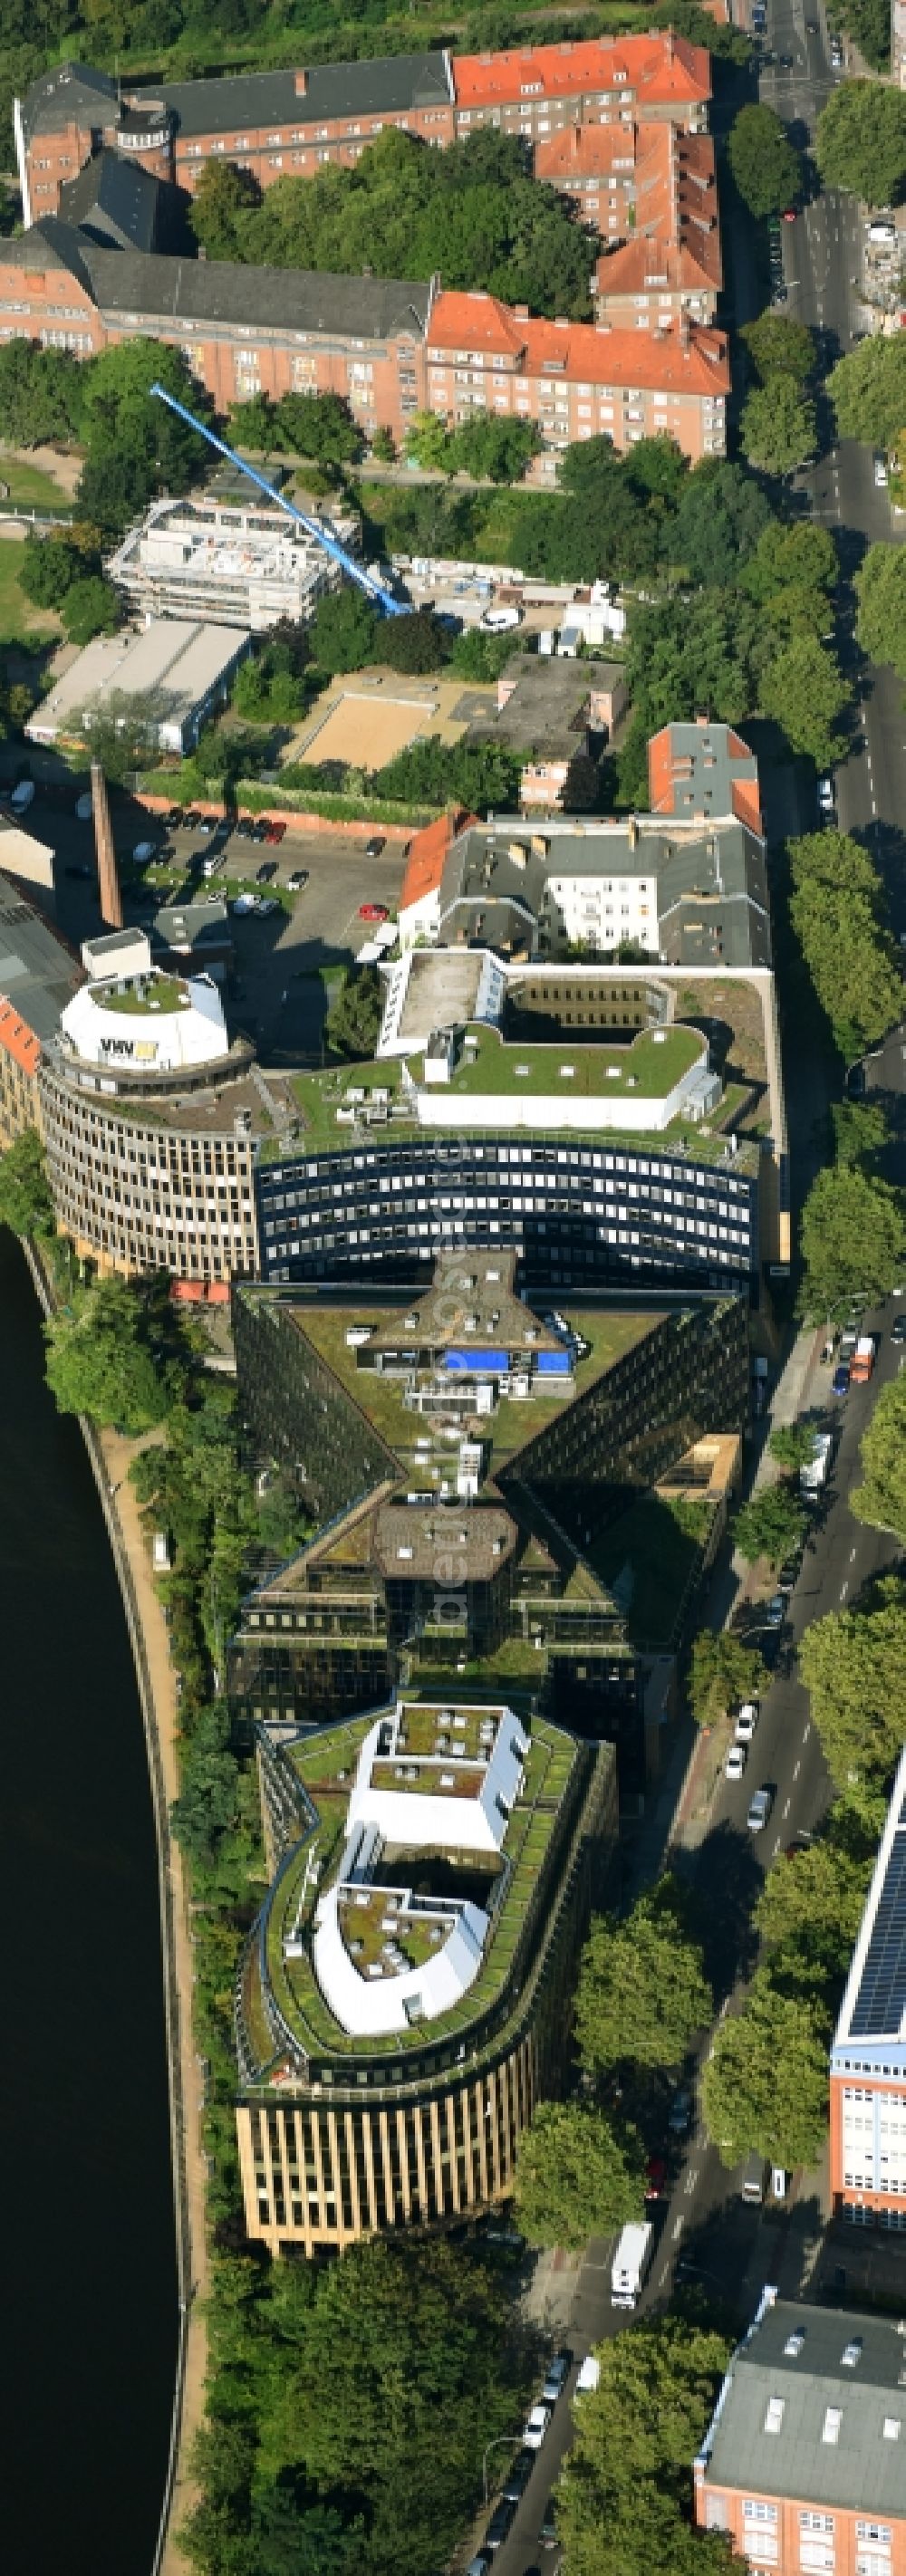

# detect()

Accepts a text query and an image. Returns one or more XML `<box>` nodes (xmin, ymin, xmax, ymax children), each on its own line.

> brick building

<box><xmin>0</xmin><ymin>222</ymin><xmax>728</xmax><ymax>463</ymax></box>
<box><xmin>592</xmin><ymin>124</ymin><xmax>721</xmax><ymax>325</ymax></box>
<box><xmin>694</xmin><ymin>2284</ymin><xmax>906</xmax><ymax>2576</ymax></box>
<box><xmin>15</xmin><ymin>36</ymin><xmax>710</xmax><ymax>219</ymax></box>
<box><xmin>830</xmin><ymin>1743</ymin><xmax>906</xmax><ymax>2233</ymax></box>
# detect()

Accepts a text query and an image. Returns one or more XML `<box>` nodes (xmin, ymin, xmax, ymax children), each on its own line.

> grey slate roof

<box><xmin>659</xmin><ymin>719</ymin><xmax>760</xmax><ymax>822</ymax></box>
<box><xmin>58</xmin><ymin>150</ymin><xmax>164</xmax><ymax>255</ymax></box>
<box><xmin>5</xmin><ymin>220</ymin><xmax>432</xmax><ymax>343</ymax></box>
<box><xmin>701</xmin><ymin>2295</ymin><xmax>906</xmax><ymax>2519</ymax></box>
<box><xmin>439</xmin><ymin>812</ymin><xmax>772</xmax><ymax>971</ymax></box>
<box><xmin>20</xmin><ymin>51</ymin><xmax>451</xmax><ymax>142</ymax></box>
<box><xmin>0</xmin><ymin>874</ymin><xmax>82</xmax><ymax>1043</ymax></box>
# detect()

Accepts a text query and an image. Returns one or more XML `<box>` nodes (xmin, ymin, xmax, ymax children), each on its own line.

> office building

<box><xmin>106</xmin><ymin>493</ymin><xmax>361</xmax><ymax>632</ymax></box>
<box><xmin>16</xmin><ymin>37</ymin><xmax>710</xmax><ymax>222</ymax></box>
<box><xmin>830</xmin><ymin>1744</ymin><xmax>906</xmax><ymax>2232</ymax></box>
<box><xmin>26</xmin><ymin>618</ymin><xmax>252</xmax><ymax>756</ymax></box>
<box><xmin>0</xmin><ymin>875</ymin><xmax>82</xmax><ymax>1149</ymax></box>
<box><xmin>694</xmin><ymin>2284</ymin><xmax>906</xmax><ymax>2575</ymax></box>
<box><xmin>235</xmin><ymin>1693</ymin><xmax>618</xmax><ymax>2253</ymax></box>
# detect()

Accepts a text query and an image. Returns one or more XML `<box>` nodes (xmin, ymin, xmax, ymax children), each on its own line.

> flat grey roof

<box><xmin>468</xmin><ymin>658</ymin><xmax>624</xmax><ymax>757</ymax></box>
<box><xmin>0</xmin><ymin>877</ymin><xmax>82</xmax><ymax>1043</ymax></box>
<box><xmin>702</xmin><ymin>2294</ymin><xmax>906</xmax><ymax>2518</ymax></box>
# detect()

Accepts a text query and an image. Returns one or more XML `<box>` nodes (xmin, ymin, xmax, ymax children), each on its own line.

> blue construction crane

<box><xmin>149</xmin><ymin>381</ymin><xmax>410</xmax><ymax>615</ymax></box>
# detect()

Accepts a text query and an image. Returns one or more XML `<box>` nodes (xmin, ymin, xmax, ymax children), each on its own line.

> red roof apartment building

<box><xmin>830</xmin><ymin>1744</ymin><xmax>906</xmax><ymax>2235</ymax></box>
<box><xmin>15</xmin><ymin>35</ymin><xmax>709</xmax><ymax>219</ymax></box>
<box><xmin>536</xmin><ymin>120</ymin><xmax>721</xmax><ymax>324</ymax></box>
<box><xmin>694</xmin><ymin>2285</ymin><xmax>906</xmax><ymax>2576</ymax></box>
<box><xmin>0</xmin><ymin>223</ymin><xmax>729</xmax><ymax>465</ymax></box>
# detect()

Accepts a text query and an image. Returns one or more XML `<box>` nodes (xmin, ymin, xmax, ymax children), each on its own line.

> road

<box><xmin>489</xmin><ymin>15</ymin><xmax>906</xmax><ymax>2563</ymax></box>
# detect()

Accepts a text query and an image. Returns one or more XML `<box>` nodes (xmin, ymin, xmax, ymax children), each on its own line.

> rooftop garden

<box><xmin>249</xmin><ymin>1710</ymin><xmax>583</xmax><ymax>2068</ymax></box>
<box><xmin>445</xmin><ymin>1020</ymin><xmax>703</xmax><ymax>1101</ymax></box>
<box><xmin>275</xmin><ymin>1058</ymin><xmax>759</xmax><ymax>1168</ymax></box>
<box><xmin>98</xmin><ymin>975</ymin><xmax>190</xmax><ymax>1017</ymax></box>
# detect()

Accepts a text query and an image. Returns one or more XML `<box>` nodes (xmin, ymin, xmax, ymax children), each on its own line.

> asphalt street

<box><xmin>487</xmin><ymin>15</ymin><xmax>906</xmax><ymax>2568</ymax></box>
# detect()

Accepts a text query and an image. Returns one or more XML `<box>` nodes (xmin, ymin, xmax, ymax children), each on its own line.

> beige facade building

<box><xmin>236</xmin><ymin>1697</ymin><xmax>616</xmax><ymax>2253</ymax></box>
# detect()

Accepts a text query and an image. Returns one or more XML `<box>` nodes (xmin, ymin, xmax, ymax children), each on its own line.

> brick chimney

<box><xmin>294</xmin><ymin>68</ymin><xmax>308</xmax><ymax>95</ymax></box>
<box><xmin>91</xmin><ymin>761</ymin><xmax>122</xmax><ymax>929</ymax></box>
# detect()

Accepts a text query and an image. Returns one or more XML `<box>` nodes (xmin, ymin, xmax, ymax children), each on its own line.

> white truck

<box><xmin>800</xmin><ymin>1428</ymin><xmax>833</xmax><ymax>1502</ymax></box>
<box><xmin>611</xmin><ymin>2220</ymin><xmax>653</xmax><ymax>2310</ymax></box>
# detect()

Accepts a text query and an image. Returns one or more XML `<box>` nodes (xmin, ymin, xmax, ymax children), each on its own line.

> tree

<box><xmin>851</xmin><ymin>1375</ymin><xmax>906</xmax><ymax>1542</ymax></box>
<box><xmin>831</xmin><ymin>331</ymin><xmax>906</xmax><ymax>450</ymax></box>
<box><xmin>43</xmin><ymin>1276</ymin><xmax>172</xmax><ymax>1434</ymax></box>
<box><xmin>788</xmin><ymin>830</ymin><xmax>902</xmax><ymax>1060</ymax></box>
<box><xmin>728</xmin><ymin>102</ymin><xmax>802</xmax><ymax>217</ymax></box>
<box><xmin>188</xmin><ymin>157</ymin><xmax>262</xmax><ymax>261</ymax></box>
<box><xmin>446</xmin><ymin>415</ymin><xmax>542</xmax><ymax>484</ymax></box>
<box><xmin>557</xmin><ymin>2312</ymin><xmax>736</xmax><ymax>2576</ymax></box>
<box><xmin>688</xmin><ymin>1629</ymin><xmax>766</xmax><ymax>1730</ymax></box>
<box><xmin>755</xmin><ymin>1831</ymin><xmax>871</xmax><ymax>1998</ymax></box>
<box><xmin>375</xmin><ymin>733</ymin><xmax>523</xmax><ymax>815</ymax></box>
<box><xmin>767</xmin><ymin>1421</ymin><xmax>817</xmax><ymax>1477</ymax></box>
<box><xmin>800</xmin><ymin>1588</ymin><xmax>906</xmax><ymax>1802</ymax></box>
<box><xmin>831</xmin><ymin>1099</ymin><xmax>890</xmax><ymax>1168</ymax></box>
<box><xmin>275</xmin><ymin>390</ymin><xmax>364</xmax><ymax>467</ymax></box>
<box><xmin>309</xmin><ymin>584</ymin><xmax>379</xmax><ymax>675</ymax></box>
<box><xmin>404</xmin><ymin>411</ymin><xmax>454</xmax><ymax>474</ymax></box>
<box><xmin>799</xmin><ymin>1165</ymin><xmax>906</xmax><ymax>1319</ymax></box>
<box><xmin>371</xmin><ymin>426</ymin><xmax>396</xmax><ymax>465</ymax></box>
<box><xmin>371</xmin><ymin>607</ymin><xmax>449</xmax><ymax>674</ymax></box>
<box><xmin>324</xmin><ymin>965</ymin><xmax>384</xmax><ymax>1062</ymax></box>
<box><xmin>171</xmin><ymin>1700</ymin><xmax>241</xmax><ymax>1871</ymax></box>
<box><xmin>740</xmin><ymin>380</ymin><xmax>816</xmax><ymax>477</ymax></box>
<box><xmin>816</xmin><ymin>79</ymin><xmax>906</xmax><ymax>207</ymax></box>
<box><xmin>742</xmin><ymin>517</ymin><xmax>837</xmax><ymax>605</ymax></box>
<box><xmin>513</xmin><ymin>2100</ymin><xmax>647</xmax><ymax>2249</ymax></box>
<box><xmin>0</xmin><ymin>338</ymin><xmax>82</xmax><ymax>447</ymax></box>
<box><xmin>18</xmin><ymin>533</ymin><xmax>83</xmax><ymax>609</ymax></box>
<box><xmin>79</xmin><ymin>338</ymin><xmax>207</xmax><ymax>502</ymax></box>
<box><xmin>701</xmin><ymin>1973</ymin><xmax>829</xmax><ymax>2168</ymax></box>
<box><xmin>856</xmin><ymin>543</ymin><xmax>906</xmax><ymax>678</ymax></box>
<box><xmin>0</xmin><ymin>1127</ymin><xmax>53</xmax><ymax>1236</ymax></box>
<box><xmin>732</xmin><ymin>1482</ymin><xmax>807</xmax><ymax>1568</ymax></box>
<box><xmin>575</xmin><ymin>1877</ymin><xmax>713</xmax><ymax>2074</ymax></box>
<box><xmin>61</xmin><ymin>575</ymin><xmax>120</xmax><ymax>645</ymax></box>
<box><xmin>668</xmin><ymin>458</ymin><xmax>771</xmax><ymax>587</ymax></box>
<box><xmin>759</xmin><ymin>634</ymin><xmax>850</xmax><ymax>765</ymax></box>
<box><xmin>228</xmin><ymin>393</ymin><xmax>279</xmax><ymax>457</ymax></box>
<box><xmin>742</xmin><ymin>312</ymin><xmax>816</xmax><ymax>386</ymax></box>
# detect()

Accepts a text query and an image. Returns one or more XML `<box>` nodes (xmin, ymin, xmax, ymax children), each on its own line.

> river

<box><xmin>0</xmin><ymin>1235</ymin><xmax>178</xmax><ymax>2575</ymax></box>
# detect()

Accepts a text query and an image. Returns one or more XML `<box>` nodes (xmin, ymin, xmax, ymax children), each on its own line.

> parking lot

<box><xmin>43</xmin><ymin>791</ymin><xmax>410</xmax><ymax>1064</ymax></box>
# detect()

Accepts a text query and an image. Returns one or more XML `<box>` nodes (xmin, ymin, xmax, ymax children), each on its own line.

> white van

<box><xmin>771</xmin><ymin>2166</ymin><xmax>788</xmax><ymax>2201</ymax></box>
<box><xmin>611</xmin><ymin>2221</ymin><xmax>653</xmax><ymax>2309</ymax></box>
<box><xmin>576</xmin><ymin>2353</ymin><xmax>601</xmax><ymax>2393</ymax></box>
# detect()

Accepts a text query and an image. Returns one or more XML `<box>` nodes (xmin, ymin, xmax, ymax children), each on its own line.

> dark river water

<box><xmin>0</xmin><ymin>1235</ymin><xmax>178</xmax><ymax>2575</ymax></box>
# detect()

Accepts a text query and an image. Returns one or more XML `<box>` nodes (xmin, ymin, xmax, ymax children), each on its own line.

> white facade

<box><xmin>346</xmin><ymin>1706</ymin><xmax>528</xmax><ymax>1855</ymax></box>
<box><xmin>61</xmin><ymin>966</ymin><xmax>229</xmax><ymax>1075</ymax></box>
<box><xmin>313</xmin><ymin>1876</ymin><xmax>488</xmax><ymax>2038</ymax></box>
<box><xmin>413</xmin><ymin>1045</ymin><xmax>716</xmax><ymax>1134</ymax></box>
<box><xmin>106</xmin><ymin>495</ymin><xmax>358</xmax><ymax>632</ymax></box>
<box><xmin>26</xmin><ymin>618</ymin><xmax>252</xmax><ymax>755</ymax></box>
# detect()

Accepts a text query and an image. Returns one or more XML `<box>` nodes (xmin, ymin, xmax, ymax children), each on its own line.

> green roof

<box><xmin>97</xmin><ymin>975</ymin><xmax>190</xmax><ymax>1017</ymax></box>
<box><xmin>275</xmin><ymin>1058</ymin><xmax>758</xmax><ymax>1168</ymax></box>
<box><xmin>445</xmin><ymin>1020</ymin><xmax>702</xmax><ymax>1101</ymax></box>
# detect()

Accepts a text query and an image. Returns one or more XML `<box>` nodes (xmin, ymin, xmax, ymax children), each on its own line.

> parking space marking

<box><xmin>783</xmin><ymin>1798</ymin><xmax>791</xmax><ymax>1820</ymax></box>
<box><xmin>804</xmin><ymin>1723</ymin><xmax>811</xmax><ymax>1743</ymax></box>
<box><xmin>773</xmin><ymin>1835</ymin><xmax>782</xmax><ymax>1856</ymax></box>
<box><xmin>840</xmin><ymin>1581</ymin><xmax>848</xmax><ymax>1600</ymax></box>
<box><xmin>794</xmin><ymin>1759</ymin><xmax>801</xmax><ymax>1781</ymax></box>
<box><xmin>684</xmin><ymin>2168</ymin><xmax>699</xmax><ymax>2196</ymax></box>
<box><xmin>672</xmin><ymin>2216</ymin><xmax>684</xmax><ymax>2241</ymax></box>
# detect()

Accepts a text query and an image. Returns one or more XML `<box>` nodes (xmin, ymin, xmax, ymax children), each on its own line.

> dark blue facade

<box><xmin>255</xmin><ymin>1132</ymin><xmax>759</xmax><ymax>1293</ymax></box>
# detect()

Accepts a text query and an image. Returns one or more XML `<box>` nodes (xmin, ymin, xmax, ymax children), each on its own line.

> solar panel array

<box><xmin>851</xmin><ymin>1821</ymin><xmax>906</xmax><ymax>2036</ymax></box>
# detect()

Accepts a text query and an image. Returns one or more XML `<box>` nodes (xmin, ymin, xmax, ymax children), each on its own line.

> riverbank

<box><xmin>24</xmin><ymin>1245</ymin><xmax>207</xmax><ymax>2574</ymax></box>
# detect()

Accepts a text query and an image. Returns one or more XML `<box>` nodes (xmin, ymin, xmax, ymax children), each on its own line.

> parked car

<box><xmin>542</xmin><ymin>2351</ymin><xmax>571</xmax><ymax>2405</ymax></box>
<box><xmin>255</xmin><ymin>860</ymin><xmax>278</xmax><ymax>882</ymax></box>
<box><xmin>540</xmin><ymin>2498</ymin><xmax>559</xmax><ymax>2551</ymax></box>
<box><xmin>772</xmin><ymin>285</ymin><xmax>788</xmax><ymax>305</ymax></box>
<box><xmin>833</xmin><ymin>1363</ymin><xmax>851</xmax><ymax>1396</ymax></box>
<box><xmin>817</xmin><ymin>774</ymin><xmax>835</xmax><ymax>814</ymax></box>
<box><xmin>197</xmin><ymin>816</ymin><xmax>215</xmax><ymax>836</ymax></box>
<box><xmin>165</xmin><ymin>804</ymin><xmax>184</xmax><ymax>827</ymax></box>
<box><xmin>235</xmin><ymin>815</ymin><xmax>255</xmax><ymax>839</ymax></box>
<box><xmin>359</xmin><ymin>900</ymin><xmax>389</xmax><ymax>920</ymax></box>
<box><xmin>363</xmin><ymin>833</ymin><xmax>386</xmax><ymax>858</ymax></box>
<box><xmin>466</xmin><ymin>2556</ymin><xmax>491</xmax><ymax>2576</ymax></box>
<box><xmin>735</xmin><ymin>1700</ymin><xmax>759</xmax><ymax>1743</ymax></box>
<box><xmin>254</xmin><ymin>897</ymin><xmax>279</xmax><ymax>917</ymax></box>
<box><xmin>892</xmin><ymin>1316</ymin><xmax>906</xmax><ymax>1347</ymax></box>
<box><xmin>182</xmin><ymin>809</ymin><xmax>201</xmax><ymax>830</ymax></box>
<box><xmin>286</xmin><ymin>870</ymin><xmax>309</xmax><ymax>892</ymax></box>
<box><xmin>523</xmin><ymin>2404</ymin><xmax>552</xmax><ymax>2453</ymax></box>
<box><xmin>251</xmin><ymin>818</ymin><xmax>270</xmax><ymax>842</ymax></box>
<box><xmin>725</xmin><ymin>1742</ymin><xmax>747</xmax><ymax>1783</ymax></box>
<box><xmin>265</xmin><ymin>818</ymin><xmax>287</xmax><ymax>843</ymax></box>
<box><xmin>874</xmin><ymin>452</ymin><xmax>889</xmax><ymax>488</ymax></box>
<box><xmin>132</xmin><ymin>840</ymin><xmax>156</xmax><ymax>861</ymax></box>
<box><xmin>232</xmin><ymin>892</ymin><xmax>255</xmax><ymax>914</ymax></box>
<box><xmin>485</xmin><ymin>2499</ymin><xmax>516</xmax><ymax>2552</ymax></box>
<box><xmin>645</xmin><ymin>2153</ymin><xmax>668</xmax><ymax>2199</ymax></box>
<box><xmin>764</xmin><ymin>1593</ymin><xmax>786</xmax><ymax>1629</ymax></box>
<box><xmin>782</xmin><ymin>207</ymin><xmax>797</xmax><ymax>222</ymax></box>
<box><xmin>668</xmin><ymin>2086</ymin><xmax>692</xmax><ymax>2136</ymax></box>
<box><xmin>503</xmin><ymin>2449</ymin><xmax>535</xmax><ymax>2504</ymax></box>
<box><xmin>747</xmin><ymin>1784</ymin><xmax>775</xmax><ymax>1834</ymax></box>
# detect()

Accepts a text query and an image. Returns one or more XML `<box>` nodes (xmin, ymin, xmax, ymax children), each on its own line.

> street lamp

<box><xmin>482</xmin><ymin>2434</ymin><xmax>518</xmax><ymax>2505</ymax></box>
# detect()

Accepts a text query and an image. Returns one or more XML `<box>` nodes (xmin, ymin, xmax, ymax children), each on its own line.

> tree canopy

<box><xmin>759</xmin><ymin>633</ymin><xmax>850</xmax><ymax>766</ymax></box>
<box><xmin>513</xmin><ymin>2100</ymin><xmax>647</xmax><ymax>2250</ymax></box>
<box><xmin>43</xmin><ymin>1275</ymin><xmax>173</xmax><ymax>1435</ymax></box>
<box><xmin>740</xmin><ymin>380</ymin><xmax>816</xmax><ymax>478</ymax></box>
<box><xmin>830</xmin><ymin>330</ymin><xmax>906</xmax><ymax>450</ymax></box>
<box><xmin>324</xmin><ymin>965</ymin><xmax>384</xmax><ymax>1063</ymax></box>
<box><xmin>732</xmin><ymin>1482</ymin><xmax>808</xmax><ymax>1570</ymax></box>
<box><xmin>688</xmin><ymin>1629</ymin><xmax>766</xmax><ymax>1730</ymax></box>
<box><xmin>788</xmin><ymin>828</ymin><xmax>902</xmax><ymax>1062</ymax></box>
<box><xmin>755</xmin><ymin>1831</ymin><xmax>872</xmax><ymax>2005</ymax></box>
<box><xmin>701</xmin><ymin>1973</ymin><xmax>829</xmax><ymax>2168</ymax></box>
<box><xmin>557</xmin><ymin>2312</ymin><xmax>736</xmax><ymax>2576</ymax></box>
<box><xmin>668</xmin><ymin>459</ymin><xmax>771</xmax><ymax>588</ymax></box>
<box><xmin>189</xmin><ymin>126</ymin><xmax>596</xmax><ymax>320</ymax></box>
<box><xmin>799</xmin><ymin>1587</ymin><xmax>906</xmax><ymax>1806</ymax></box>
<box><xmin>0</xmin><ymin>1127</ymin><xmax>53</xmax><ymax>1236</ymax></box>
<box><xmin>742</xmin><ymin>312</ymin><xmax>816</xmax><ymax>386</ymax></box>
<box><xmin>799</xmin><ymin>1164</ymin><xmax>906</xmax><ymax>1319</ymax></box>
<box><xmin>728</xmin><ymin>102</ymin><xmax>802</xmax><ymax>216</ymax></box>
<box><xmin>856</xmin><ymin>543</ymin><xmax>906</xmax><ymax>679</ymax></box>
<box><xmin>852</xmin><ymin>1376</ymin><xmax>906</xmax><ymax>1543</ymax></box>
<box><xmin>575</xmin><ymin>1877</ymin><xmax>713</xmax><ymax>2074</ymax></box>
<box><xmin>816</xmin><ymin>78</ymin><xmax>906</xmax><ymax>206</ymax></box>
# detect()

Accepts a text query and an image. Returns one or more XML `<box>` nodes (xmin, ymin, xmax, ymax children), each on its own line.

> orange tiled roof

<box><xmin>534</xmin><ymin>123</ymin><xmax>640</xmax><ymax>184</ymax></box>
<box><xmin>593</xmin><ymin>123</ymin><xmax>721</xmax><ymax>296</ymax></box>
<box><xmin>451</xmin><ymin>34</ymin><xmax>710</xmax><ymax>111</ymax></box>
<box><xmin>594</xmin><ymin>238</ymin><xmax>720</xmax><ymax>297</ymax></box>
<box><xmin>400</xmin><ymin>808</ymin><xmax>473</xmax><ymax>912</ymax></box>
<box><xmin>0</xmin><ymin>995</ymin><xmax>41</xmax><ymax>1075</ymax></box>
<box><xmin>428</xmin><ymin>291</ymin><xmax>730</xmax><ymax>392</ymax></box>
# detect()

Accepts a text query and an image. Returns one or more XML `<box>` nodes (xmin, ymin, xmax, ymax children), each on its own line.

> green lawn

<box><xmin>0</xmin><ymin>538</ymin><xmax>62</xmax><ymax>645</ymax></box>
<box><xmin>0</xmin><ymin>455</ymin><xmax>73</xmax><ymax>512</ymax></box>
